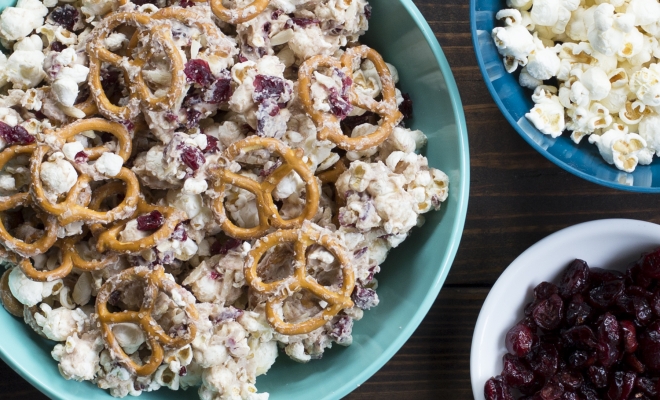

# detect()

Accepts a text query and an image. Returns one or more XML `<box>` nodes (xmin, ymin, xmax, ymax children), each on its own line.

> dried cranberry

<box><xmin>179</xmin><ymin>366</ymin><xmax>187</xmax><ymax>376</ymax></box>
<box><xmin>253</xmin><ymin>75</ymin><xmax>288</xmax><ymax>103</ymax></box>
<box><xmin>50</xmin><ymin>5</ymin><xmax>78</xmax><ymax>31</ymax></box>
<box><xmin>579</xmin><ymin>385</ymin><xmax>600</xmax><ymax>400</ymax></box>
<box><xmin>50</xmin><ymin>41</ymin><xmax>65</xmax><ymax>52</ymax></box>
<box><xmin>329</xmin><ymin>315</ymin><xmax>353</xmax><ymax>343</ymax></box>
<box><xmin>399</xmin><ymin>93</ymin><xmax>413</xmax><ymax>120</ymax></box>
<box><xmin>180</xmin><ymin>145</ymin><xmax>205</xmax><ymax>171</ymax></box>
<box><xmin>204</xmin><ymin>135</ymin><xmax>219</xmax><ymax>153</ymax></box>
<box><xmin>186</xmin><ymin>109</ymin><xmax>202</xmax><ymax>128</ymax></box>
<box><xmin>204</xmin><ymin>74</ymin><xmax>233</xmax><ymax>104</ymax></box>
<box><xmin>121</xmin><ymin>120</ymin><xmax>135</xmax><ymax>132</ymax></box>
<box><xmin>256</xmin><ymin>98</ymin><xmax>285</xmax><ymax>138</ymax></box>
<box><xmin>639</xmin><ymin>247</ymin><xmax>660</xmax><ymax>279</ymax></box>
<box><xmin>636</xmin><ymin>376</ymin><xmax>657</xmax><ymax>396</ymax></box>
<box><xmin>565</xmin><ymin>294</ymin><xmax>591</xmax><ymax>326</ymax></box>
<box><xmin>588</xmin><ymin>280</ymin><xmax>625</xmax><ymax>309</ymax></box>
<box><xmin>558</xmin><ymin>370</ymin><xmax>584</xmax><ymax>390</ymax></box>
<box><xmin>209</xmin><ymin>270</ymin><xmax>222</xmax><ymax>280</ymax></box>
<box><xmin>351</xmin><ymin>286</ymin><xmax>378</xmax><ymax>310</ymax></box>
<box><xmin>285</xmin><ymin>17</ymin><xmax>320</xmax><ymax>29</ymax></box>
<box><xmin>526</xmin><ymin>343</ymin><xmax>558</xmax><ymax>378</ymax></box>
<box><xmin>364</xmin><ymin>4</ymin><xmax>372</xmax><ymax>19</ymax></box>
<box><xmin>596</xmin><ymin>313</ymin><xmax>621</xmax><ymax>368</ymax></box>
<box><xmin>328</xmin><ymin>89</ymin><xmax>353</xmax><ymax>120</ymax></box>
<box><xmin>171</xmin><ymin>223</ymin><xmax>187</xmax><ymax>242</ymax></box>
<box><xmin>620</xmin><ymin>320</ymin><xmax>638</xmax><ymax>353</ymax></box>
<box><xmin>567</xmin><ymin>350</ymin><xmax>591</xmax><ymax>368</ymax></box>
<box><xmin>624</xmin><ymin>353</ymin><xmax>645</xmax><ymax>373</ymax></box>
<box><xmin>211</xmin><ymin>307</ymin><xmax>244</xmax><ymax>324</ymax></box>
<box><xmin>561</xmin><ymin>325</ymin><xmax>597</xmax><ymax>349</ymax></box>
<box><xmin>210</xmin><ymin>238</ymin><xmax>242</xmax><ymax>255</ymax></box>
<box><xmin>164</xmin><ymin>112</ymin><xmax>178</xmax><ymax>123</ymax></box>
<box><xmin>108</xmin><ymin>290</ymin><xmax>121</xmax><ymax>306</ymax></box>
<box><xmin>505</xmin><ymin>322</ymin><xmax>535</xmax><ymax>357</ymax></box>
<box><xmin>74</xmin><ymin>151</ymin><xmax>88</xmax><ymax>163</ymax></box>
<box><xmin>605</xmin><ymin>371</ymin><xmax>636</xmax><ymax>400</ymax></box>
<box><xmin>484</xmin><ymin>376</ymin><xmax>514</xmax><ymax>400</ymax></box>
<box><xmin>587</xmin><ymin>364</ymin><xmax>608</xmax><ymax>388</ymax></box>
<box><xmin>263</xmin><ymin>21</ymin><xmax>272</xmax><ymax>33</ymax></box>
<box><xmin>0</xmin><ymin>122</ymin><xmax>35</xmax><ymax>146</ymax></box>
<box><xmin>539</xmin><ymin>377</ymin><xmax>565</xmax><ymax>400</ymax></box>
<box><xmin>639</xmin><ymin>320</ymin><xmax>660</xmax><ymax>371</ymax></box>
<box><xmin>179</xmin><ymin>0</ymin><xmax>194</xmax><ymax>7</ymax></box>
<box><xmin>559</xmin><ymin>259</ymin><xmax>590</xmax><ymax>298</ymax></box>
<box><xmin>535</xmin><ymin>282</ymin><xmax>560</xmax><ymax>300</ymax></box>
<box><xmin>501</xmin><ymin>353</ymin><xmax>534</xmax><ymax>388</ymax></box>
<box><xmin>532</xmin><ymin>294</ymin><xmax>564</xmax><ymax>330</ymax></box>
<box><xmin>590</xmin><ymin>267</ymin><xmax>624</xmax><ymax>284</ymax></box>
<box><xmin>136</xmin><ymin>210</ymin><xmax>164</xmax><ymax>231</ymax></box>
<box><xmin>184</xmin><ymin>59</ymin><xmax>215</xmax><ymax>87</ymax></box>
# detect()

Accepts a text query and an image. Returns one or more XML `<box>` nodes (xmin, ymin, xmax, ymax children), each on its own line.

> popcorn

<box><xmin>629</xmin><ymin>64</ymin><xmax>660</xmax><ymax>107</ymax></box>
<box><xmin>588</xmin><ymin>128</ymin><xmax>647</xmax><ymax>172</ymax></box>
<box><xmin>492</xmin><ymin>9</ymin><xmax>537</xmax><ymax>72</ymax></box>
<box><xmin>526</xmin><ymin>87</ymin><xmax>566</xmax><ymax>138</ymax></box>
<box><xmin>94</xmin><ymin>152</ymin><xmax>123</xmax><ymax>177</ymax></box>
<box><xmin>40</xmin><ymin>153</ymin><xmax>78</xmax><ymax>195</ymax></box>
<box><xmin>0</xmin><ymin>0</ymin><xmax>48</xmax><ymax>41</ymax></box>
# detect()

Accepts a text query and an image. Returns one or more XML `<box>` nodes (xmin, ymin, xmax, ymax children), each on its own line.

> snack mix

<box><xmin>0</xmin><ymin>0</ymin><xmax>450</xmax><ymax>398</ymax></box>
<box><xmin>492</xmin><ymin>0</ymin><xmax>660</xmax><ymax>172</ymax></box>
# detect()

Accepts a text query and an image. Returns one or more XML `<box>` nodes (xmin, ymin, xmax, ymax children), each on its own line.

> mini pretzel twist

<box><xmin>89</xmin><ymin>182</ymin><xmax>186</xmax><ymax>253</ymax></box>
<box><xmin>0</xmin><ymin>145</ymin><xmax>58</xmax><ymax>258</ymax></box>
<box><xmin>30</xmin><ymin>119</ymin><xmax>140</xmax><ymax>226</ymax></box>
<box><xmin>96</xmin><ymin>265</ymin><xmax>198</xmax><ymax>376</ymax></box>
<box><xmin>298</xmin><ymin>45</ymin><xmax>403</xmax><ymax>152</ymax></box>
<box><xmin>189</xmin><ymin>0</ymin><xmax>269</xmax><ymax>24</ymax></box>
<box><xmin>210</xmin><ymin>136</ymin><xmax>319</xmax><ymax>240</ymax></box>
<box><xmin>87</xmin><ymin>11</ymin><xmax>186</xmax><ymax>121</ymax></box>
<box><xmin>245</xmin><ymin>223</ymin><xmax>355</xmax><ymax>335</ymax></box>
<box><xmin>20</xmin><ymin>233</ymin><xmax>118</xmax><ymax>282</ymax></box>
<box><xmin>1</xmin><ymin>268</ymin><xmax>25</xmax><ymax>318</ymax></box>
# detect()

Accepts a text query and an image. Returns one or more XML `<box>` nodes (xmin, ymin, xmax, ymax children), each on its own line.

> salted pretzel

<box><xmin>87</xmin><ymin>11</ymin><xmax>186</xmax><ymax>121</ymax></box>
<box><xmin>246</xmin><ymin>223</ymin><xmax>355</xmax><ymax>335</ymax></box>
<box><xmin>210</xmin><ymin>136</ymin><xmax>320</xmax><ymax>240</ymax></box>
<box><xmin>1</xmin><ymin>268</ymin><xmax>24</xmax><ymax>318</ymax></box>
<box><xmin>298</xmin><ymin>45</ymin><xmax>403</xmax><ymax>152</ymax></box>
<box><xmin>88</xmin><ymin>182</ymin><xmax>186</xmax><ymax>253</ymax></box>
<box><xmin>20</xmin><ymin>232</ymin><xmax>118</xmax><ymax>282</ymax></box>
<box><xmin>30</xmin><ymin>119</ymin><xmax>140</xmax><ymax>226</ymax></box>
<box><xmin>0</xmin><ymin>145</ymin><xmax>58</xmax><ymax>258</ymax></box>
<box><xmin>96</xmin><ymin>265</ymin><xmax>198</xmax><ymax>376</ymax></box>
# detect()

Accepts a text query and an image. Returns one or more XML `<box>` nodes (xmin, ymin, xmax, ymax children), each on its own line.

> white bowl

<box><xmin>470</xmin><ymin>219</ymin><xmax>660</xmax><ymax>400</ymax></box>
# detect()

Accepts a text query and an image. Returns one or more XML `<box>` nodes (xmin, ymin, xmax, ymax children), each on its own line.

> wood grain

<box><xmin>5</xmin><ymin>0</ymin><xmax>660</xmax><ymax>399</ymax></box>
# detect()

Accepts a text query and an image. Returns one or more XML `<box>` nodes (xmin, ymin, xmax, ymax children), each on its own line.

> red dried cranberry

<box><xmin>204</xmin><ymin>74</ymin><xmax>233</xmax><ymax>104</ymax></box>
<box><xmin>633</xmin><ymin>296</ymin><xmax>653</xmax><ymax>325</ymax></box>
<box><xmin>180</xmin><ymin>145</ymin><xmax>205</xmax><ymax>171</ymax></box>
<box><xmin>559</xmin><ymin>259</ymin><xmax>590</xmax><ymax>298</ymax></box>
<box><xmin>74</xmin><ymin>151</ymin><xmax>88</xmax><ymax>163</ymax></box>
<box><xmin>620</xmin><ymin>320</ymin><xmax>638</xmax><ymax>353</ymax></box>
<box><xmin>253</xmin><ymin>75</ymin><xmax>288</xmax><ymax>103</ymax></box>
<box><xmin>588</xmin><ymin>280</ymin><xmax>625</xmax><ymax>309</ymax></box>
<box><xmin>136</xmin><ymin>210</ymin><xmax>164</xmax><ymax>231</ymax></box>
<box><xmin>179</xmin><ymin>0</ymin><xmax>194</xmax><ymax>7</ymax></box>
<box><xmin>484</xmin><ymin>376</ymin><xmax>514</xmax><ymax>400</ymax></box>
<box><xmin>525</xmin><ymin>343</ymin><xmax>558</xmax><ymax>378</ymax></box>
<box><xmin>535</xmin><ymin>282</ymin><xmax>560</xmax><ymax>300</ymax></box>
<box><xmin>164</xmin><ymin>112</ymin><xmax>178</xmax><ymax>123</ymax></box>
<box><xmin>624</xmin><ymin>353</ymin><xmax>645</xmax><ymax>373</ymax></box>
<box><xmin>636</xmin><ymin>376</ymin><xmax>657</xmax><ymax>396</ymax></box>
<box><xmin>639</xmin><ymin>320</ymin><xmax>660</xmax><ymax>371</ymax></box>
<box><xmin>501</xmin><ymin>354</ymin><xmax>534</xmax><ymax>388</ymax></box>
<box><xmin>532</xmin><ymin>294</ymin><xmax>564</xmax><ymax>330</ymax></box>
<box><xmin>329</xmin><ymin>315</ymin><xmax>353</xmax><ymax>343</ymax></box>
<box><xmin>561</xmin><ymin>325</ymin><xmax>597</xmax><ymax>349</ymax></box>
<box><xmin>210</xmin><ymin>238</ymin><xmax>242</xmax><ymax>255</ymax></box>
<box><xmin>587</xmin><ymin>364</ymin><xmax>608</xmax><ymax>388</ymax></box>
<box><xmin>328</xmin><ymin>89</ymin><xmax>352</xmax><ymax>120</ymax></box>
<box><xmin>505</xmin><ymin>322</ymin><xmax>535</xmax><ymax>357</ymax></box>
<box><xmin>171</xmin><ymin>223</ymin><xmax>187</xmax><ymax>242</ymax></box>
<box><xmin>211</xmin><ymin>307</ymin><xmax>244</xmax><ymax>324</ymax></box>
<box><xmin>364</xmin><ymin>4</ymin><xmax>372</xmax><ymax>19</ymax></box>
<box><xmin>186</xmin><ymin>109</ymin><xmax>202</xmax><ymax>128</ymax></box>
<box><xmin>50</xmin><ymin>5</ymin><xmax>78</xmax><ymax>31</ymax></box>
<box><xmin>590</xmin><ymin>267</ymin><xmax>624</xmax><ymax>284</ymax></box>
<box><xmin>558</xmin><ymin>370</ymin><xmax>584</xmax><ymax>390</ymax></box>
<box><xmin>263</xmin><ymin>21</ymin><xmax>272</xmax><ymax>33</ymax></box>
<box><xmin>596</xmin><ymin>313</ymin><xmax>621</xmax><ymax>368</ymax></box>
<box><xmin>567</xmin><ymin>350</ymin><xmax>591</xmax><ymax>369</ymax></box>
<box><xmin>539</xmin><ymin>377</ymin><xmax>565</xmax><ymax>400</ymax></box>
<box><xmin>639</xmin><ymin>247</ymin><xmax>660</xmax><ymax>279</ymax></box>
<box><xmin>121</xmin><ymin>120</ymin><xmax>135</xmax><ymax>132</ymax></box>
<box><xmin>204</xmin><ymin>135</ymin><xmax>219</xmax><ymax>153</ymax></box>
<box><xmin>184</xmin><ymin>59</ymin><xmax>215</xmax><ymax>87</ymax></box>
<box><xmin>179</xmin><ymin>366</ymin><xmax>187</xmax><ymax>376</ymax></box>
<box><xmin>579</xmin><ymin>385</ymin><xmax>600</xmax><ymax>400</ymax></box>
<box><xmin>606</xmin><ymin>371</ymin><xmax>636</xmax><ymax>400</ymax></box>
<box><xmin>50</xmin><ymin>41</ymin><xmax>65</xmax><ymax>52</ymax></box>
<box><xmin>351</xmin><ymin>286</ymin><xmax>378</xmax><ymax>310</ymax></box>
<box><xmin>285</xmin><ymin>17</ymin><xmax>320</xmax><ymax>29</ymax></box>
<box><xmin>0</xmin><ymin>122</ymin><xmax>35</xmax><ymax>145</ymax></box>
<box><xmin>209</xmin><ymin>270</ymin><xmax>222</xmax><ymax>280</ymax></box>
<box><xmin>399</xmin><ymin>93</ymin><xmax>414</xmax><ymax>120</ymax></box>
<box><xmin>565</xmin><ymin>294</ymin><xmax>591</xmax><ymax>326</ymax></box>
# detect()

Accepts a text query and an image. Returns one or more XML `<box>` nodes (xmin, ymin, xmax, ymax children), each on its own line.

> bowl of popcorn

<box><xmin>0</xmin><ymin>0</ymin><xmax>469</xmax><ymax>399</ymax></box>
<box><xmin>471</xmin><ymin>0</ymin><xmax>660</xmax><ymax>191</ymax></box>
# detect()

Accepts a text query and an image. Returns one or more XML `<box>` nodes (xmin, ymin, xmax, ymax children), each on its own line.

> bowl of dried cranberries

<box><xmin>471</xmin><ymin>219</ymin><xmax>660</xmax><ymax>400</ymax></box>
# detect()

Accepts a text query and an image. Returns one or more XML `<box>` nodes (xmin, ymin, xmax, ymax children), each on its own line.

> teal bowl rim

<box><xmin>469</xmin><ymin>0</ymin><xmax>660</xmax><ymax>193</ymax></box>
<box><xmin>0</xmin><ymin>0</ymin><xmax>470</xmax><ymax>398</ymax></box>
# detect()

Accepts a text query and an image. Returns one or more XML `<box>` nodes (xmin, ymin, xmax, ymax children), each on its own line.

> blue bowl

<box><xmin>0</xmin><ymin>0</ymin><xmax>470</xmax><ymax>399</ymax></box>
<box><xmin>471</xmin><ymin>0</ymin><xmax>660</xmax><ymax>191</ymax></box>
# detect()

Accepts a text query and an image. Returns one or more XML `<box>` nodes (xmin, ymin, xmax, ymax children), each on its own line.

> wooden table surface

<box><xmin>4</xmin><ymin>0</ymin><xmax>660</xmax><ymax>398</ymax></box>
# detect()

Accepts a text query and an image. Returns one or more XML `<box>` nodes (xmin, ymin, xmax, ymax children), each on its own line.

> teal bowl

<box><xmin>0</xmin><ymin>1</ymin><xmax>470</xmax><ymax>398</ymax></box>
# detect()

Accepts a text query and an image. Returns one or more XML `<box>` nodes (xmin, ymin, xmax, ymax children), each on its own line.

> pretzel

<box><xmin>93</xmin><ymin>193</ymin><xmax>186</xmax><ymax>254</ymax></box>
<box><xmin>245</xmin><ymin>223</ymin><xmax>355</xmax><ymax>335</ymax></box>
<box><xmin>188</xmin><ymin>0</ymin><xmax>270</xmax><ymax>24</ymax></box>
<box><xmin>20</xmin><ymin>233</ymin><xmax>118</xmax><ymax>282</ymax></box>
<box><xmin>30</xmin><ymin>119</ymin><xmax>140</xmax><ymax>226</ymax></box>
<box><xmin>96</xmin><ymin>265</ymin><xmax>198</xmax><ymax>376</ymax></box>
<box><xmin>0</xmin><ymin>145</ymin><xmax>58</xmax><ymax>258</ymax></box>
<box><xmin>1</xmin><ymin>268</ymin><xmax>24</xmax><ymax>318</ymax></box>
<box><xmin>210</xmin><ymin>136</ymin><xmax>319</xmax><ymax>240</ymax></box>
<box><xmin>298</xmin><ymin>45</ymin><xmax>403</xmax><ymax>151</ymax></box>
<box><xmin>87</xmin><ymin>12</ymin><xmax>186</xmax><ymax>121</ymax></box>
<box><xmin>316</xmin><ymin>158</ymin><xmax>348</xmax><ymax>226</ymax></box>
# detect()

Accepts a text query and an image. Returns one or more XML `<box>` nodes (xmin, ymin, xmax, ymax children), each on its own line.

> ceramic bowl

<box><xmin>0</xmin><ymin>0</ymin><xmax>470</xmax><ymax>399</ymax></box>
<box><xmin>470</xmin><ymin>0</ymin><xmax>660</xmax><ymax>192</ymax></box>
<box><xmin>470</xmin><ymin>219</ymin><xmax>660</xmax><ymax>399</ymax></box>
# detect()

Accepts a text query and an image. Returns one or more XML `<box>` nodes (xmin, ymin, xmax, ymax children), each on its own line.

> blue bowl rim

<box><xmin>0</xmin><ymin>1</ymin><xmax>471</xmax><ymax>399</ymax></box>
<box><xmin>469</xmin><ymin>0</ymin><xmax>660</xmax><ymax>193</ymax></box>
